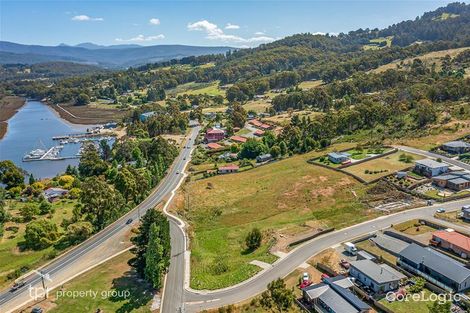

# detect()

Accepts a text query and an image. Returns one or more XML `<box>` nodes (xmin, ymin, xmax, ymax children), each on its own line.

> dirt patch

<box><xmin>311</xmin><ymin>186</ymin><xmax>335</xmax><ymax>198</ymax></box>
<box><xmin>308</xmin><ymin>248</ymin><xmax>343</xmax><ymax>274</ymax></box>
<box><xmin>0</xmin><ymin>95</ymin><xmax>25</xmax><ymax>139</ymax></box>
<box><xmin>51</xmin><ymin>102</ymin><xmax>130</xmax><ymax>124</ymax></box>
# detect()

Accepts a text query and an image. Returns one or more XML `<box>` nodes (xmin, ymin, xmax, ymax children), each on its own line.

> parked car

<box><xmin>31</xmin><ymin>308</ymin><xmax>43</xmax><ymax>313</ymax></box>
<box><xmin>339</xmin><ymin>259</ymin><xmax>350</xmax><ymax>269</ymax></box>
<box><xmin>436</xmin><ymin>208</ymin><xmax>446</xmax><ymax>213</ymax></box>
<box><xmin>126</xmin><ymin>218</ymin><xmax>133</xmax><ymax>225</ymax></box>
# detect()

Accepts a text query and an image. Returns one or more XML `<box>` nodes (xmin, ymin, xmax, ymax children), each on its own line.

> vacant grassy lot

<box><xmin>363</xmin><ymin>36</ymin><xmax>393</xmax><ymax>50</ymax></box>
<box><xmin>44</xmin><ymin>251</ymin><xmax>153</xmax><ymax>313</ymax></box>
<box><xmin>264</xmin><ymin>110</ymin><xmax>323</xmax><ymax>127</ymax></box>
<box><xmin>355</xmin><ymin>239</ymin><xmax>397</xmax><ymax>264</ymax></box>
<box><xmin>52</xmin><ymin>103</ymin><xmax>130</xmax><ymax>124</ymax></box>
<box><xmin>379</xmin><ymin>288</ymin><xmax>437</xmax><ymax>313</ymax></box>
<box><xmin>168</xmin><ymin>81</ymin><xmax>225</xmax><ymax>97</ymax></box>
<box><xmin>393</xmin><ymin>219</ymin><xmax>437</xmax><ymax>235</ymax></box>
<box><xmin>172</xmin><ymin>143</ymin><xmax>381</xmax><ymax>290</ymax></box>
<box><xmin>243</xmin><ymin>99</ymin><xmax>271</xmax><ymax>113</ymax></box>
<box><xmin>298</xmin><ymin>80</ymin><xmax>323</xmax><ymax>90</ymax></box>
<box><xmin>343</xmin><ymin>151</ymin><xmax>424</xmax><ymax>182</ymax></box>
<box><xmin>0</xmin><ymin>199</ymin><xmax>76</xmax><ymax>289</ymax></box>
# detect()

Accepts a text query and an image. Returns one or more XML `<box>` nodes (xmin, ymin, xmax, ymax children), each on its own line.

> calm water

<box><xmin>0</xmin><ymin>100</ymin><xmax>93</xmax><ymax>179</ymax></box>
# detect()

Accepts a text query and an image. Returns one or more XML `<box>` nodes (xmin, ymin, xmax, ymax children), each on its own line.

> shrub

<box><xmin>245</xmin><ymin>228</ymin><xmax>262</xmax><ymax>251</ymax></box>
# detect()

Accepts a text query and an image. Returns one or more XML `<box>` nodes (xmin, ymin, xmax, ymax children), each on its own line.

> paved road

<box><xmin>396</xmin><ymin>145</ymin><xmax>470</xmax><ymax>171</ymax></box>
<box><xmin>0</xmin><ymin>124</ymin><xmax>201</xmax><ymax>313</ymax></box>
<box><xmin>181</xmin><ymin>198</ymin><xmax>470</xmax><ymax>312</ymax></box>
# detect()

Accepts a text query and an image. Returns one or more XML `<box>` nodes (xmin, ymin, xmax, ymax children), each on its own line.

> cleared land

<box><xmin>243</xmin><ymin>99</ymin><xmax>272</xmax><ymax>113</ymax></box>
<box><xmin>171</xmin><ymin>143</ymin><xmax>381</xmax><ymax>290</ymax></box>
<box><xmin>370</xmin><ymin>47</ymin><xmax>469</xmax><ymax>74</ymax></box>
<box><xmin>343</xmin><ymin>151</ymin><xmax>424</xmax><ymax>182</ymax></box>
<box><xmin>167</xmin><ymin>81</ymin><xmax>225</xmax><ymax>97</ymax></box>
<box><xmin>0</xmin><ymin>199</ymin><xmax>76</xmax><ymax>289</ymax></box>
<box><xmin>0</xmin><ymin>95</ymin><xmax>25</xmax><ymax>139</ymax></box>
<box><xmin>33</xmin><ymin>251</ymin><xmax>153</xmax><ymax>313</ymax></box>
<box><xmin>51</xmin><ymin>103</ymin><xmax>130</xmax><ymax>124</ymax></box>
<box><xmin>298</xmin><ymin>80</ymin><xmax>323</xmax><ymax>90</ymax></box>
<box><xmin>264</xmin><ymin>111</ymin><xmax>323</xmax><ymax>127</ymax></box>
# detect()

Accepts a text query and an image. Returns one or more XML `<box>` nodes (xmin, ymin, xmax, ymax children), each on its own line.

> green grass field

<box><xmin>46</xmin><ymin>251</ymin><xmax>153</xmax><ymax>313</ymax></box>
<box><xmin>298</xmin><ymin>80</ymin><xmax>323</xmax><ymax>90</ymax></box>
<box><xmin>167</xmin><ymin>81</ymin><xmax>225</xmax><ymax>97</ymax></box>
<box><xmin>173</xmin><ymin>143</ymin><xmax>380</xmax><ymax>290</ymax></box>
<box><xmin>343</xmin><ymin>151</ymin><xmax>424</xmax><ymax>182</ymax></box>
<box><xmin>0</xmin><ymin>199</ymin><xmax>76</xmax><ymax>289</ymax></box>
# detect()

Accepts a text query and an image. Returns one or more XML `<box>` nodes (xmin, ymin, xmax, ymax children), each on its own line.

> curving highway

<box><xmin>0</xmin><ymin>124</ymin><xmax>201</xmax><ymax>313</ymax></box>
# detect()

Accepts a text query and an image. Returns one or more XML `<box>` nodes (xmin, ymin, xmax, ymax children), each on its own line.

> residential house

<box><xmin>139</xmin><ymin>111</ymin><xmax>156</xmax><ymax>122</ymax></box>
<box><xmin>207</xmin><ymin>143</ymin><xmax>223</xmax><ymax>150</ymax></box>
<box><xmin>398</xmin><ymin>243</ymin><xmax>470</xmax><ymax>292</ymax></box>
<box><xmin>349</xmin><ymin>259</ymin><xmax>406</xmax><ymax>293</ymax></box>
<box><xmin>432</xmin><ymin>172</ymin><xmax>470</xmax><ymax>191</ymax></box>
<box><xmin>442</xmin><ymin>141</ymin><xmax>470</xmax><ymax>154</ymax></box>
<box><xmin>204</xmin><ymin>128</ymin><xmax>225</xmax><ymax>143</ymax></box>
<box><xmin>230</xmin><ymin>135</ymin><xmax>248</xmax><ymax>143</ymax></box>
<box><xmin>413</xmin><ymin>159</ymin><xmax>449</xmax><ymax>177</ymax></box>
<box><xmin>256</xmin><ymin>154</ymin><xmax>272</xmax><ymax>163</ymax></box>
<box><xmin>302</xmin><ymin>276</ymin><xmax>371</xmax><ymax>313</ymax></box>
<box><xmin>431</xmin><ymin>229</ymin><xmax>470</xmax><ymax>259</ymax></box>
<box><xmin>218</xmin><ymin>164</ymin><xmax>239</xmax><ymax>174</ymax></box>
<box><xmin>328</xmin><ymin>152</ymin><xmax>351</xmax><ymax>164</ymax></box>
<box><xmin>254</xmin><ymin>130</ymin><xmax>265</xmax><ymax>137</ymax></box>
<box><xmin>43</xmin><ymin>187</ymin><xmax>69</xmax><ymax>202</ymax></box>
<box><xmin>218</xmin><ymin>152</ymin><xmax>238</xmax><ymax>161</ymax></box>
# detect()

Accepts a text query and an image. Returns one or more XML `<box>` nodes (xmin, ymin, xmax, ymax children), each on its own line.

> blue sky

<box><xmin>0</xmin><ymin>1</ymin><xmax>458</xmax><ymax>47</ymax></box>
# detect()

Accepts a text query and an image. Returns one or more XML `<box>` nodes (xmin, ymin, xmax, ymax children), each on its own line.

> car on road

<box><xmin>10</xmin><ymin>280</ymin><xmax>26</xmax><ymax>292</ymax></box>
<box><xmin>339</xmin><ymin>259</ymin><xmax>350</xmax><ymax>269</ymax></box>
<box><xmin>436</xmin><ymin>208</ymin><xmax>446</xmax><ymax>213</ymax></box>
<box><xmin>126</xmin><ymin>218</ymin><xmax>133</xmax><ymax>225</ymax></box>
<box><xmin>176</xmin><ymin>171</ymin><xmax>180</xmax><ymax>175</ymax></box>
<box><xmin>31</xmin><ymin>307</ymin><xmax>43</xmax><ymax>313</ymax></box>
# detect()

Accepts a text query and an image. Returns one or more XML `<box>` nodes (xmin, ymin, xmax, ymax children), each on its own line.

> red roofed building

<box><xmin>207</xmin><ymin>143</ymin><xmax>223</xmax><ymax>150</ymax></box>
<box><xmin>230</xmin><ymin>135</ymin><xmax>247</xmax><ymax>143</ymax></box>
<box><xmin>431</xmin><ymin>229</ymin><xmax>470</xmax><ymax>259</ymax></box>
<box><xmin>249</xmin><ymin>120</ymin><xmax>263</xmax><ymax>127</ymax></box>
<box><xmin>260</xmin><ymin>123</ymin><xmax>272</xmax><ymax>130</ymax></box>
<box><xmin>254</xmin><ymin>130</ymin><xmax>265</xmax><ymax>137</ymax></box>
<box><xmin>205</xmin><ymin>128</ymin><xmax>225</xmax><ymax>143</ymax></box>
<box><xmin>218</xmin><ymin>164</ymin><xmax>239</xmax><ymax>174</ymax></box>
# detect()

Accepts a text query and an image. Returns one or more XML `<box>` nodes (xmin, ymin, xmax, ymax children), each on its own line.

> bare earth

<box><xmin>0</xmin><ymin>95</ymin><xmax>25</xmax><ymax>139</ymax></box>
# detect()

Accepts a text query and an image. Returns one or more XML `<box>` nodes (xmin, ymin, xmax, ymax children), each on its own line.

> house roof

<box><xmin>433</xmin><ymin>230</ymin><xmax>470</xmax><ymax>252</ymax></box>
<box><xmin>257</xmin><ymin>153</ymin><xmax>272</xmax><ymax>159</ymax></box>
<box><xmin>415</xmin><ymin>159</ymin><xmax>448</xmax><ymax>169</ymax></box>
<box><xmin>399</xmin><ymin>243</ymin><xmax>470</xmax><ymax>284</ymax></box>
<box><xmin>140</xmin><ymin>111</ymin><xmax>155</xmax><ymax>117</ymax></box>
<box><xmin>207</xmin><ymin>143</ymin><xmax>223</xmax><ymax>150</ymax></box>
<box><xmin>260</xmin><ymin>123</ymin><xmax>272</xmax><ymax>129</ymax></box>
<box><xmin>303</xmin><ymin>276</ymin><xmax>370</xmax><ymax>312</ymax></box>
<box><xmin>219</xmin><ymin>164</ymin><xmax>239</xmax><ymax>170</ymax></box>
<box><xmin>449</xmin><ymin>178</ymin><xmax>470</xmax><ymax>185</ymax></box>
<box><xmin>249</xmin><ymin>120</ymin><xmax>263</xmax><ymax>127</ymax></box>
<box><xmin>350</xmin><ymin>259</ymin><xmax>406</xmax><ymax>284</ymax></box>
<box><xmin>443</xmin><ymin>141</ymin><xmax>470</xmax><ymax>148</ymax></box>
<box><xmin>206</xmin><ymin>128</ymin><xmax>225</xmax><ymax>134</ymax></box>
<box><xmin>230</xmin><ymin>135</ymin><xmax>247</xmax><ymax>143</ymax></box>
<box><xmin>43</xmin><ymin>187</ymin><xmax>68</xmax><ymax>197</ymax></box>
<box><xmin>328</xmin><ymin>152</ymin><xmax>351</xmax><ymax>159</ymax></box>
<box><xmin>254</xmin><ymin>130</ymin><xmax>265</xmax><ymax>135</ymax></box>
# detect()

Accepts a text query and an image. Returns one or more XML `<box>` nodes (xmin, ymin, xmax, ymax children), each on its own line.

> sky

<box><xmin>0</xmin><ymin>0</ymin><xmax>459</xmax><ymax>48</ymax></box>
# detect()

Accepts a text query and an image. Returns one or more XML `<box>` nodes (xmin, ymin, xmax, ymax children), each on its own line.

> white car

<box><xmin>436</xmin><ymin>208</ymin><xmax>446</xmax><ymax>213</ymax></box>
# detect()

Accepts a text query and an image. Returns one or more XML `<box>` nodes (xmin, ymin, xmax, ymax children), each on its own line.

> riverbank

<box><xmin>0</xmin><ymin>96</ymin><xmax>25</xmax><ymax>139</ymax></box>
<box><xmin>49</xmin><ymin>102</ymin><xmax>130</xmax><ymax>125</ymax></box>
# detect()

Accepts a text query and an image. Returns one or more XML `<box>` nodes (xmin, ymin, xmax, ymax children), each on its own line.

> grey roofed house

<box><xmin>398</xmin><ymin>243</ymin><xmax>470</xmax><ymax>291</ymax></box>
<box><xmin>303</xmin><ymin>276</ymin><xmax>370</xmax><ymax>313</ymax></box>
<box><xmin>442</xmin><ymin>141</ymin><xmax>470</xmax><ymax>153</ymax></box>
<box><xmin>350</xmin><ymin>259</ymin><xmax>406</xmax><ymax>284</ymax></box>
<box><xmin>415</xmin><ymin>159</ymin><xmax>447</xmax><ymax>169</ymax></box>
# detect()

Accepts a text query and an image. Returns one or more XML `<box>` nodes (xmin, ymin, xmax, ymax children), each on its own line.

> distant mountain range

<box><xmin>0</xmin><ymin>41</ymin><xmax>234</xmax><ymax>68</ymax></box>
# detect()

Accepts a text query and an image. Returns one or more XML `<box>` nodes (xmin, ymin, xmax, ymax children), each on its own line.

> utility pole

<box><xmin>39</xmin><ymin>271</ymin><xmax>47</xmax><ymax>299</ymax></box>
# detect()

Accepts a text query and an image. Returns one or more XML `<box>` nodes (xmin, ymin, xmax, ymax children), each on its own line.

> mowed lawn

<box><xmin>174</xmin><ymin>144</ymin><xmax>379</xmax><ymax>290</ymax></box>
<box><xmin>343</xmin><ymin>151</ymin><xmax>424</xmax><ymax>182</ymax></box>
<box><xmin>379</xmin><ymin>288</ymin><xmax>436</xmax><ymax>313</ymax></box>
<box><xmin>45</xmin><ymin>251</ymin><xmax>153</xmax><ymax>313</ymax></box>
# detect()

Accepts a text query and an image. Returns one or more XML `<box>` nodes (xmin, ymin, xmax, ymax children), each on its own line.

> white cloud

<box><xmin>71</xmin><ymin>15</ymin><xmax>103</xmax><ymax>22</ymax></box>
<box><xmin>187</xmin><ymin>20</ymin><xmax>274</xmax><ymax>45</ymax></box>
<box><xmin>254</xmin><ymin>31</ymin><xmax>265</xmax><ymax>35</ymax></box>
<box><xmin>225</xmin><ymin>23</ymin><xmax>240</xmax><ymax>30</ymax></box>
<box><xmin>149</xmin><ymin>18</ymin><xmax>160</xmax><ymax>25</ymax></box>
<box><xmin>115</xmin><ymin>34</ymin><xmax>165</xmax><ymax>42</ymax></box>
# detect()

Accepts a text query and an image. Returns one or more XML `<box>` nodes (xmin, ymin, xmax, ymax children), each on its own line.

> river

<box><xmin>0</xmin><ymin>100</ymin><xmax>93</xmax><ymax>179</ymax></box>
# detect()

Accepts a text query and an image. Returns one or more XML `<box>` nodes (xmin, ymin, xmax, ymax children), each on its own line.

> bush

<box><xmin>245</xmin><ymin>228</ymin><xmax>262</xmax><ymax>251</ymax></box>
<box><xmin>408</xmin><ymin>277</ymin><xmax>426</xmax><ymax>293</ymax></box>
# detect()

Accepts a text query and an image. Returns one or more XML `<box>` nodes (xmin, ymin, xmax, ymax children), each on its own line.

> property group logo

<box><xmin>385</xmin><ymin>291</ymin><xmax>462</xmax><ymax>304</ymax></box>
<box><xmin>28</xmin><ymin>270</ymin><xmax>53</xmax><ymax>301</ymax></box>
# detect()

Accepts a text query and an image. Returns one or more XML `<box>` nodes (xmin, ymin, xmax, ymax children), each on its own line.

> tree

<box><xmin>114</xmin><ymin>167</ymin><xmax>137</xmax><ymax>203</ymax></box>
<box><xmin>428</xmin><ymin>300</ymin><xmax>451</xmax><ymax>313</ymax></box>
<box><xmin>260</xmin><ymin>278</ymin><xmax>295</xmax><ymax>312</ymax></box>
<box><xmin>144</xmin><ymin>223</ymin><xmax>166</xmax><ymax>289</ymax></box>
<box><xmin>230</xmin><ymin>103</ymin><xmax>247</xmax><ymax>128</ymax></box>
<box><xmin>414</xmin><ymin>99</ymin><xmax>437</xmax><ymax>127</ymax></box>
<box><xmin>75</xmin><ymin>93</ymin><xmax>90</xmax><ymax>106</ymax></box>
<box><xmin>19</xmin><ymin>204</ymin><xmax>39</xmax><ymax>222</ymax></box>
<box><xmin>239</xmin><ymin>139</ymin><xmax>268</xmax><ymax>159</ymax></box>
<box><xmin>270</xmin><ymin>145</ymin><xmax>281</xmax><ymax>158</ymax></box>
<box><xmin>65</xmin><ymin>221</ymin><xmax>93</xmax><ymax>244</ymax></box>
<box><xmin>279</xmin><ymin>141</ymin><xmax>288</xmax><ymax>156</ymax></box>
<box><xmin>28</xmin><ymin>174</ymin><xmax>36</xmax><ymax>185</ymax></box>
<box><xmin>0</xmin><ymin>191</ymin><xmax>6</xmax><ymax>236</ymax></box>
<box><xmin>38</xmin><ymin>201</ymin><xmax>53</xmax><ymax>215</ymax></box>
<box><xmin>245</xmin><ymin>228</ymin><xmax>262</xmax><ymax>251</ymax></box>
<box><xmin>0</xmin><ymin>160</ymin><xmax>24</xmax><ymax>189</ymax></box>
<box><xmin>99</xmin><ymin>139</ymin><xmax>112</xmax><ymax>161</ymax></box>
<box><xmin>24</xmin><ymin>219</ymin><xmax>61</xmax><ymax>250</ymax></box>
<box><xmin>77</xmin><ymin>177</ymin><xmax>126</xmax><ymax>231</ymax></box>
<box><xmin>130</xmin><ymin>209</ymin><xmax>170</xmax><ymax>277</ymax></box>
<box><xmin>78</xmin><ymin>144</ymin><xmax>108</xmax><ymax>177</ymax></box>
